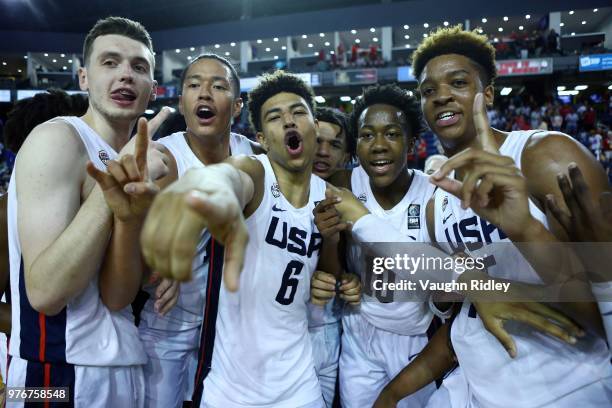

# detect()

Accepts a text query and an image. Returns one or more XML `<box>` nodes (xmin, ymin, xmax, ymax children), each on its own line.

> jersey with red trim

<box><xmin>8</xmin><ymin>116</ymin><xmax>146</xmax><ymax>366</ymax></box>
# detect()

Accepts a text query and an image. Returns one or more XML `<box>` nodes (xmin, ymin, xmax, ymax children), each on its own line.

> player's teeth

<box><xmin>439</xmin><ymin>112</ymin><xmax>454</xmax><ymax>119</ymax></box>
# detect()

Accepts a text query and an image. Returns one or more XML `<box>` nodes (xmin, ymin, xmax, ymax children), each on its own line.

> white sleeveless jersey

<box><xmin>141</xmin><ymin>131</ymin><xmax>253</xmax><ymax>331</ymax></box>
<box><xmin>204</xmin><ymin>154</ymin><xmax>325</xmax><ymax>408</ymax></box>
<box><xmin>347</xmin><ymin>165</ymin><xmax>435</xmax><ymax>335</ymax></box>
<box><xmin>433</xmin><ymin>130</ymin><xmax>612</xmax><ymax>407</ymax></box>
<box><xmin>8</xmin><ymin>116</ymin><xmax>146</xmax><ymax>366</ymax></box>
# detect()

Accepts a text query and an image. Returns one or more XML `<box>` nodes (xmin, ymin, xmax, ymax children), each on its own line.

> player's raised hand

<box><xmin>87</xmin><ymin>118</ymin><xmax>163</xmax><ymax>222</ymax></box>
<box><xmin>430</xmin><ymin>93</ymin><xmax>535</xmax><ymax>238</ymax></box>
<box><xmin>310</xmin><ymin>270</ymin><xmax>337</xmax><ymax>306</ymax></box>
<box><xmin>118</xmin><ymin>108</ymin><xmax>172</xmax><ymax>181</ymax></box>
<box><xmin>141</xmin><ymin>179</ymin><xmax>248</xmax><ymax>291</ymax></box>
<box><xmin>474</xmin><ymin>300</ymin><xmax>584</xmax><ymax>358</ymax></box>
<box><xmin>546</xmin><ymin>163</ymin><xmax>612</xmax><ymax>243</ymax></box>
<box><xmin>313</xmin><ymin>189</ymin><xmax>351</xmax><ymax>243</ymax></box>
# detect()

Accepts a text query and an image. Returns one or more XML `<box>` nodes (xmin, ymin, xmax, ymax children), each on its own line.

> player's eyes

<box><xmin>421</xmin><ymin>88</ymin><xmax>434</xmax><ymax>96</ymax></box>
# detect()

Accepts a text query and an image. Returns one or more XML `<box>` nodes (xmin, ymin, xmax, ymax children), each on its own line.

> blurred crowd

<box><xmin>488</xmin><ymin>94</ymin><xmax>612</xmax><ymax>182</ymax></box>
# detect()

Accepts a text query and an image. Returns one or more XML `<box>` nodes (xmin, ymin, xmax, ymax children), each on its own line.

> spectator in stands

<box><xmin>551</xmin><ymin>108</ymin><xmax>563</xmax><ymax>131</ymax></box>
<box><xmin>547</xmin><ymin>29</ymin><xmax>560</xmax><ymax>55</ymax></box>
<box><xmin>583</xmin><ymin>104</ymin><xmax>597</xmax><ymax>131</ymax></box>
<box><xmin>565</xmin><ymin>110</ymin><xmax>579</xmax><ymax>135</ymax></box>
<box><xmin>589</xmin><ymin>128</ymin><xmax>603</xmax><ymax>159</ymax></box>
<box><xmin>530</xmin><ymin>108</ymin><xmax>542</xmax><ymax>129</ymax></box>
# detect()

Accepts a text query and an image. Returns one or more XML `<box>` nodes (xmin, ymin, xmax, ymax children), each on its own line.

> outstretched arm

<box><xmin>141</xmin><ymin>156</ymin><xmax>261</xmax><ymax>289</ymax></box>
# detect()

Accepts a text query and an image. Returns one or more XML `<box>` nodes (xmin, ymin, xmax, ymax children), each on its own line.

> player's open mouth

<box><xmin>369</xmin><ymin>159</ymin><xmax>393</xmax><ymax>175</ymax></box>
<box><xmin>435</xmin><ymin>111</ymin><xmax>461</xmax><ymax>127</ymax></box>
<box><xmin>196</xmin><ymin>105</ymin><xmax>216</xmax><ymax>124</ymax></box>
<box><xmin>313</xmin><ymin>160</ymin><xmax>331</xmax><ymax>173</ymax></box>
<box><xmin>110</xmin><ymin>88</ymin><xmax>137</xmax><ymax>106</ymax></box>
<box><xmin>285</xmin><ymin>130</ymin><xmax>304</xmax><ymax>156</ymax></box>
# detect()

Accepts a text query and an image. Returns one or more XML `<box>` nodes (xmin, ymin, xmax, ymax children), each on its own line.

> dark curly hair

<box><xmin>180</xmin><ymin>53</ymin><xmax>241</xmax><ymax>98</ymax></box>
<box><xmin>247</xmin><ymin>71</ymin><xmax>315</xmax><ymax>133</ymax></box>
<box><xmin>350</xmin><ymin>83</ymin><xmax>422</xmax><ymax>143</ymax></box>
<box><xmin>314</xmin><ymin>107</ymin><xmax>354</xmax><ymax>158</ymax></box>
<box><xmin>411</xmin><ymin>25</ymin><xmax>497</xmax><ymax>86</ymax></box>
<box><xmin>3</xmin><ymin>89</ymin><xmax>89</xmax><ymax>152</ymax></box>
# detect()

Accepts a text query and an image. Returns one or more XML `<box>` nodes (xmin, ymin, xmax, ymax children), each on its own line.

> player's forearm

<box><xmin>27</xmin><ymin>186</ymin><xmax>112</xmax><ymax>315</ymax></box>
<box><xmin>99</xmin><ymin>217</ymin><xmax>145</xmax><ymax>311</ymax></box>
<box><xmin>317</xmin><ymin>238</ymin><xmax>343</xmax><ymax>279</ymax></box>
<box><xmin>0</xmin><ymin>304</ymin><xmax>11</xmax><ymax>334</ymax></box>
<box><xmin>380</xmin><ymin>322</ymin><xmax>455</xmax><ymax>402</ymax></box>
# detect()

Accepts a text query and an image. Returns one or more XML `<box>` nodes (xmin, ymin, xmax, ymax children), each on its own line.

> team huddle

<box><xmin>4</xmin><ymin>15</ymin><xmax>612</xmax><ymax>408</ymax></box>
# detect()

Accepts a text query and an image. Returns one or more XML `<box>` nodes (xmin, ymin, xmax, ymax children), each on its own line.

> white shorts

<box><xmin>425</xmin><ymin>368</ymin><xmax>470</xmax><ymax>408</ymax></box>
<box><xmin>201</xmin><ymin>396</ymin><xmax>326</xmax><ymax>408</ymax></box>
<box><xmin>340</xmin><ymin>312</ymin><xmax>435</xmax><ymax>408</ymax></box>
<box><xmin>139</xmin><ymin>318</ymin><xmax>200</xmax><ymax>407</ymax></box>
<box><xmin>6</xmin><ymin>355</ymin><xmax>144</xmax><ymax>408</ymax></box>
<box><xmin>310</xmin><ymin>322</ymin><xmax>341</xmax><ymax>408</ymax></box>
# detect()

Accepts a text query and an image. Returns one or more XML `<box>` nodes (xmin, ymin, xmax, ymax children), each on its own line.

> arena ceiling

<box><xmin>0</xmin><ymin>0</ymin><xmax>394</xmax><ymax>33</ymax></box>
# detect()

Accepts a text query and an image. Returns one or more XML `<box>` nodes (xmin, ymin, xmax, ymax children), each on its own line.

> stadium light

<box><xmin>500</xmin><ymin>87</ymin><xmax>512</xmax><ymax>96</ymax></box>
<box><xmin>574</xmin><ymin>85</ymin><xmax>588</xmax><ymax>90</ymax></box>
<box><xmin>557</xmin><ymin>86</ymin><xmax>566</xmax><ymax>91</ymax></box>
<box><xmin>340</xmin><ymin>96</ymin><xmax>351</xmax><ymax>102</ymax></box>
<box><xmin>315</xmin><ymin>96</ymin><xmax>326</xmax><ymax>104</ymax></box>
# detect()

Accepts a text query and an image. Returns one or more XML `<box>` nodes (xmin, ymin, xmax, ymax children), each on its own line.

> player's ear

<box><xmin>232</xmin><ymin>97</ymin><xmax>243</xmax><ymax>119</ymax></box>
<box><xmin>78</xmin><ymin>67</ymin><xmax>88</xmax><ymax>91</ymax></box>
<box><xmin>178</xmin><ymin>95</ymin><xmax>185</xmax><ymax>116</ymax></box>
<box><xmin>484</xmin><ymin>84</ymin><xmax>494</xmax><ymax>107</ymax></box>
<box><xmin>150</xmin><ymin>80</ymin><xmax>158</xmax><ymax>102</ymax></box>
<box><xmin>256</xmin><ymin>131</ymin><xmax>268</xmax><ymax>151</ymax></box>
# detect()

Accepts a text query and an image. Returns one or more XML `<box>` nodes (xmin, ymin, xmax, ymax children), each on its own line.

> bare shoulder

<box><xmin>522</xmin><ymin>130</ymin><xmax>608</xmax><ymax>200</ymax></box>
<box><xmin>16</xmin><ymin>120</ymin><xmax>87</xmax><ymax>181</ymax></box>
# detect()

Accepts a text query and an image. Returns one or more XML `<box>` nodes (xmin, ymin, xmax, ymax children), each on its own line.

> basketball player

<box><xmin>92</xmin><ymin>53</ymin><xmax>259</xmax><ymax>408</ymax></box>
<box><xmin>407</xmin><ymin>26</ymin><xmax>610</xmax><ymax>406</ymax></box>
<box><xmin>309</xmin><ymin>106</ymin><xmax>360</xmax><ymax>407</ymax></box>
<box><xmin>0</xmin><ymin>89</ymin><xmax>90</xmax><ymax>384</ymax></box>
<box><xmin>311</xmin><ymin>84</ymin><xmax>438</xmax><ymax>408</ymax></box>
<box><xmin>7</xmin><ymin>17</ymin><xmax>167</xmax><ymax>407</ymax></box>
<box><xmin>140</xmin><ymin>71</ymin><xmax>372</xmax><ymax>407</ymax></box>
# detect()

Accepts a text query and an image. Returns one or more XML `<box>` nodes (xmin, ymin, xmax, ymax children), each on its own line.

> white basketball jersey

<box><xmin>8</xmin><ymin>116</ymin><xmax>146</xmax><ymax>366</ymax></box>
<box><xmin>347</xmin><ymin>165</ymin><xmax>435</xmax><ymax>335</ymax></box>
<box><xmin>203</xmin><ymin>154</ymin><xmax>325</xmax><ymax>408</ymax></box>
<box><xmin>433</xmin><ymin>130</ymin><xmax>612</xmax><ymax>407</ymax></box>
<box><xmin>141</xmin><ymin>131</ymin><xmax>253</xmax><ymax>331</ymax></box>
